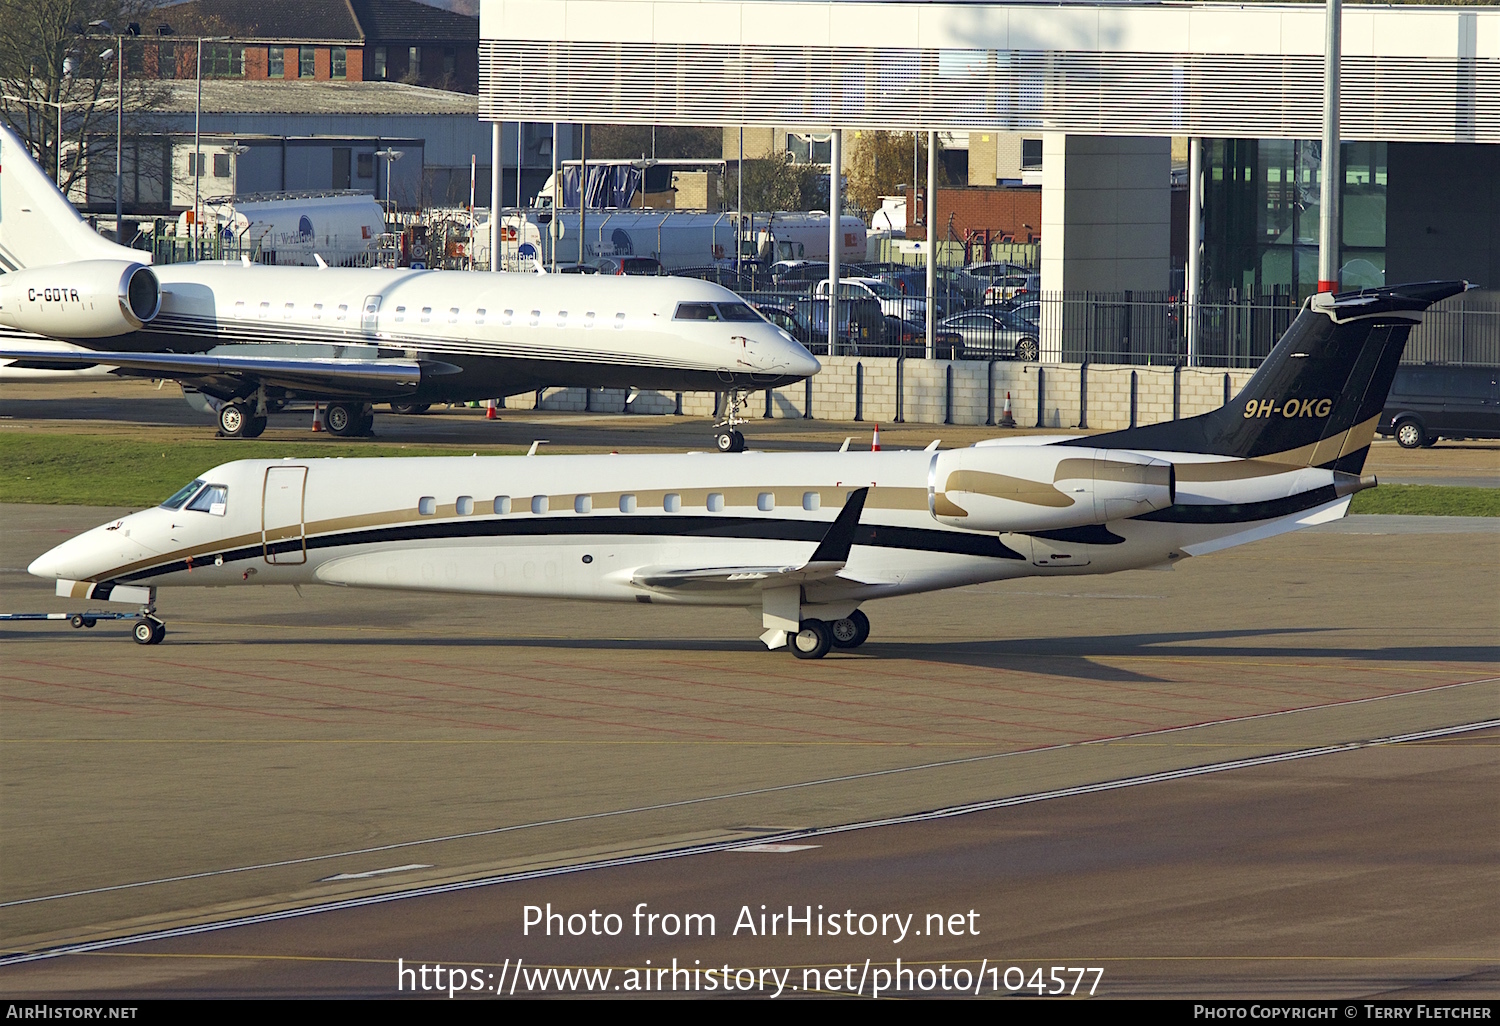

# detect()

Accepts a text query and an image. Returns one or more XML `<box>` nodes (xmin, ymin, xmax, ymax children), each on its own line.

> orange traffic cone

<box><xmin>871</xmin><ymin>424</ymin><xmax>881</xmax><ymax>451</ymax></box>
<box><xmin>486</xmin><ymin>399</ymin><xmax>498</xmax><ymax>421</ymax></box>
<box><xmin>999</xmin><ymin>391</ymin><xmax>1016</xmax><ymax>429</ymax></box>
<box><xmin>312</xmin><ymin>403</ymin><xmax>322</xmax><ymax>431</ymax></box>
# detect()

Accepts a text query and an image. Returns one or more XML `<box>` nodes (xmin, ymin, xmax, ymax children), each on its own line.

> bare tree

<box><xmin>0</xmin><ymin>0</ymin><xmax>164</xmax><ymax>197</ymax></box>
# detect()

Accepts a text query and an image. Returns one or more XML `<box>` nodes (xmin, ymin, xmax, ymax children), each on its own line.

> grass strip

<box><xmin>0</xmin><ymin>434</ymin><xmax>520</xmax><ymax>507</ymax></box>
<box><xmin>1349</xmin><ymin>483</ymin><xmax>1500</xmax><ymax>517</ymax></box>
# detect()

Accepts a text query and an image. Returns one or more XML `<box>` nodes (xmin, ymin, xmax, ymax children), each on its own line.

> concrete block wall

<box><xmin>493</xmin><ymin>361</ymin><xmax>1256</xmax><ymax>431</ymax></box>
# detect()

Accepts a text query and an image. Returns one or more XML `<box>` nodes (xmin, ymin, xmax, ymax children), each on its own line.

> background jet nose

<box><xmin>27</xmin><ymin>549</ymin><xmax>64</xmax><ymax>579</ymax></box>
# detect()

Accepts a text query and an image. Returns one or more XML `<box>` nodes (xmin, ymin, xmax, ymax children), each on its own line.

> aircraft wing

<box><xmin>0</xmin><ymin>348</ymin><xmax>459</xmax><ymax>399</ymax></box>
<box><xmin>630</xmin><ymin>487</ymin><xmax>870</xmax><ymax>594</ymax></box>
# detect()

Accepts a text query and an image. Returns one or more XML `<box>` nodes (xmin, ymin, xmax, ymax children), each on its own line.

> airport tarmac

<box><xmin>1</xmin><ymin>487</ymin><xmax>1496</xmax><ymax>996</ymax></box>
<box><xmin>2</xmin><ymin>389</ymin><xmax>1497</xmax><ymax>996</ymax></box>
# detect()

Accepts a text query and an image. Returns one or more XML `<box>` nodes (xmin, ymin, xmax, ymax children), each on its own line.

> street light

<box><xmin>376</xmin><ymin>147</ymin><xmax>404</xmax><ymax>221</ymax></box>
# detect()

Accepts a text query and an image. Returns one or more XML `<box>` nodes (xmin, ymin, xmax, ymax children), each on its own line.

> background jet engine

<box><xmin>931</xmin><ymin>445</ymin><xmax>1176</xmax><ymax>532</ymax></box>
<box><xmin>0</xmin><ymin>260</ymin><xmax>161</xmax><ymax>338</ymax></box>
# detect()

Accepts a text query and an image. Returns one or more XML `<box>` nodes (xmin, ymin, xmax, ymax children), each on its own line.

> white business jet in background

<box><xmin>28</xmin><ymin>281</ymin><xmax>1464</xmax><ymax>654</ymax></box>
<box><xmin>0</xmin><ymin>125</ymin><xmax>817</xmax><ymax>448</ymax></box>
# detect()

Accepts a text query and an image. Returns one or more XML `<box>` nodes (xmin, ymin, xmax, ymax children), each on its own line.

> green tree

<box><xmin>846</xmin><ymin>130</ymin><xmax>946</xmax><ymax>217</ymax></box>
<box><xmin>724</xmin><ymin>152</ymin><xmax>825</xmax><ymax>213</ymax></box>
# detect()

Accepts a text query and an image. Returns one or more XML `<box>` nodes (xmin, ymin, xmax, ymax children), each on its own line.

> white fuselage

<box><xmin>30</xmin><ymin>444</ymin><xmax>1357</xmax><ymax>626</ymax></box>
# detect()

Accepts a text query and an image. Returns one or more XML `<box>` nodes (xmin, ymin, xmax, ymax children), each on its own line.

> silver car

<box><xmin>937</xmin><ymin>309</ymin><xmax>1041</xmax><ymax>361</ymax></box>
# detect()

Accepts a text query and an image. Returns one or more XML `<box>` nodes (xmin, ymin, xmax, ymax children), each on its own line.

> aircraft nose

<box><xmin>782</xmin><ymin>346</ymin><xmax>821</xmax><ymax>379</ymax></box>
<box><xmin>28</xmin><ymin>537</ymin><xmax>86</xmax><ymax>580</ymax></box>
<box><xmin>27</xmin><ymin>522</ymin><xmax>137</xmax><ymax>581</ymax></box>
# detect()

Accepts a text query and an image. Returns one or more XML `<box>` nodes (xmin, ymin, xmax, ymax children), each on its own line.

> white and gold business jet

<box><xmin>0</xmin><ymin>124</ymin><xmax>817</xmax><ymax>448</ymax></box>
<box><xmin>27</xmin><ymin>280</ymin><xmax>1462</xmax><ymax>655</ymax></box>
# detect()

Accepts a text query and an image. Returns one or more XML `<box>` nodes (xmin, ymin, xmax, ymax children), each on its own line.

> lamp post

<box><xmin>376</xmin><ymin>147</ymin><xmax>404</xmax><ymax>221</ymax></box>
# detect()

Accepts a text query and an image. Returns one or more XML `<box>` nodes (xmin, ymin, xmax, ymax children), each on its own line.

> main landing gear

<box><xmin>788</xmin><ymin>610</ymin><xmax>870</xmax><ymax>660</ymax></box>
<box><xmin>322</xmin><ymin>401</ymin><xmax>376</xmax><ymax>437</ymax></box>
<box><xmin>714</xmin><ymin>389</ymin><xmax>750</xmax><ymax>453</ymax></box>
<box><xmin>217</xmin><ymin>400</ymin><xmax>267</xmax><ymax>439</ymax></box>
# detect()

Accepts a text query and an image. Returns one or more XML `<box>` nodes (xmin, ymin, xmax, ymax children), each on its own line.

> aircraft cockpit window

<box><xmin>674</xmin><ymin>303</ymin><xmax>719</xmax><ymax>321</ymax></box>
<box><xmin>160</xmin><ymin>479</ymin><xmax>206</xmax><ymax>511</ymax></box>
<box><xmin>715</xmin><ymin>303</ymin><xmax>762</xmax><ymax>322</ymax></box>
<box><xmin>186</xmin><ymin>484</ymin><xmax>229</xmax><ymax>516</ymax></box>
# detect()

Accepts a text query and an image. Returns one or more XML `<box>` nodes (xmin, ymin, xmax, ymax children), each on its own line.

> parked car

<box><xmin>674</xmin><ymin>264</ymin><xmax>759</xmax><ymax>292</ymax></box>
<box><xmin>983</xmin><ymin>273</ymin><xmax>1041</xmax><ymax>305</ymax></box>
<box><xmin>813</xmin><ymin>277</ymin><xmax>927</xmax><ymax>323</ymax></box>
<box><xmin>795</xmin><ymin>295</ymin><xmax>884</xmax><ymax>354</ymax></box>
<box><xmin>751</xmin><ymin>301</ymin><xmax>813</xmax><ymax>346</ymax></box>
<box><xmin>870</xmin><ymin>316</ymin><xmax>964</xmax><ymax>359</ymax></box>
<box><xmin>1377</xmin><ymin>364</ymin><xmax>1500</xmax><ymax>448</ymax></box>
<box><xmin>556</xmin><ymin>263</ymin><xmax>601</xmax><ymax>274</ymax></box>
<box><xmin>937</xmin><ymin>308</ymin><xmax>1041</xmax><ymax>361</ymax></box>
<box><xmin>769</xmin><ymin>260</ymin><xmax>831</xmax><ymax>290</ymax></box>
<box><xmin>596</xmin><ymin>256</ymin><xmax>665</xmax><ymax>276</ymax></box>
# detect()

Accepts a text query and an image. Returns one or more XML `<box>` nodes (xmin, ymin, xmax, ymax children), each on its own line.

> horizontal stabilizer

<box><xmin>0</xmin><ymin>348</ymin><xmax>459</xmax><ymax>399</ymax></box>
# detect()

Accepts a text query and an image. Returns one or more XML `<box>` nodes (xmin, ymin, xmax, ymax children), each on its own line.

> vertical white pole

<box><xmin>194</xmin><ymin>39</ymin><xmax>203</xmax><ymax>259</ymax></box>
<box><xmin>468</xmin><ymin>153</ymin><xmax>476</xmax><ymax>270</ymax></box>
<box><xmin>925</xmin><ymin>130</ymin><xmax>937</xmax><ymax>360</ymax></box>
<box><xmin>115</xmin><ymin>35</ymin><xmax>123</xmax><ymax>241</ymax></box>
<box><xmin>550</xmin><ymin>122</ymin><xmax>559</xmax><ymax>272</ymax></box>
<box><xmin>828</xmin><ymin>128</ymin><xmax>842</xmax><ymax>357</ymax></box>
<box><xmin>490</xmin><ymin>121</ymin><xmax>501</xmax><ymax>271</ymax></box>
<box><xmin>516</xmin><ymin>120</ymin><xmax>523</xmax><ymax>208</ymax></box>
<box><xmin>1186</xmin><ymin>137</ymin><xmax>1202</xmax><ymax>366</ymax></box>
<box><xmin>579</xmin><ymin>124</ymin><xmax>588</xmax><ymax>266</ymax></box>
<box><xmin>1318</xmin><ymin>0</ymin><xmax>1342</xmax><ymax>293</ymax></box>
<box><xmin>736</xmin><ymin>126</ymin><xmax>744</xmax><ymax>277</ymax></box>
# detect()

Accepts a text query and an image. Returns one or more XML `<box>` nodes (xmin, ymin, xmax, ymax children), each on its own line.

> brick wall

<box><xmin>905</xmin><ymin>185</ymin><xmax>1041</xmax><ymax>244</ymax></box>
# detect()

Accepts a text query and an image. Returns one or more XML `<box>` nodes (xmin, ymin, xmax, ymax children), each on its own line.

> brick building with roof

<box><xmin>140</xmin><ymin>0</ymin><xmax>479</xmax><ymax>93</ymax></box>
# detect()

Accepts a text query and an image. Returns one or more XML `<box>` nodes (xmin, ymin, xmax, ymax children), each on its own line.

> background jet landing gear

<box><xmin>714</xmin><ymin>389</ymin><xmax>751</xmax><ymax>453</ymax></box>
<box><xmin>132</xmin><ymin>615</ymin><xmax>165</xmax><ymax>645</ymax></box>
<box><xmin>789</xmin><ymin>619</ymin><xmax>832</xmax><ymax>659</ymax></box>
<box><xmin>323</xmin><ymin>401</ymin><xmax>375</xmax><ymax>437</ymax></box>
<box><xmin>217</xmin><ymin>401</ymin><xmax>266</xmax><ymax>439</ymax></box>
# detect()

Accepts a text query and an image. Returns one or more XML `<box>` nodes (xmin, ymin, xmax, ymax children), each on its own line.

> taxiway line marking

<box><xmin>1</xmin><ymin>715</ymin><xmax>1494</xmax><ymax>966</ymax></box>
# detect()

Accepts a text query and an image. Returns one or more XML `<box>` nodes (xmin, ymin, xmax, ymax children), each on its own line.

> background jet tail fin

<box><xmin>1079</xmin><ymin>282</ymin><xmax>1468</xmax><ymax>471</ymax></box>
<box><xmin>0</xmin><ymin>123</ymin><xmax>148</xmax><ymax>272</ymax></box>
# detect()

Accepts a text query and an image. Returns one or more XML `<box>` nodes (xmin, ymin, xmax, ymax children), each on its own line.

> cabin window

<box><xmin>421</xmin><ymin>306</ymin><xmax>432</xmax><ymax>323</ymax></box>
<box><xmin>456</xmin><ymin>496</ymin><xmax>474</xmax><ymax>516</ymax></box>
<box><xmin>493</xmin><ymin>496</ymin><xmax>511</xmax><ymax>514</ymax></box>
<box><xmin>674</xmin><ymin>302</ymin><xmax>719</xmax><ymax>321</ymax></box>
<box><xmin>663</xmin><ymin>493</ymin><xmax>681</xmax><ymax>513</ymax></box>
<box><xmin>160</xmin><ymin>479</ymin><xmax>206</xmax><ymax>510</ymax></box>
<box><xmin>312</xmin><ymin>303</ymin><xmax>323</xmax><ymax>319</ymax></box>
<box><xmin>706</xmin><ymin>492</ymin><xmax>724</xmax><ymax>512</ymax></box>
<box><xmin>757</xmin><ymin>492</ymin><xmax>775</xmax><ymax>512</ymax></box>
<box><xmin>258</xmin><ymin>301</ymin><xmax>270</xmax><ymax>318</ymax></box>
<box><xmin>336</xmin><ymin>304</ymin><xmax>348</xmax><ymax>321</ymax></box>
<box><xmin>448</xmin><ymin>307</ymin><xmax>459</xmax><ymax>324</ymax></box>
<box><xmin>475</xmin><ymin>308</ymin><xmax>486</xmax><ymax>325</ymax></box>
<box><xmin>531</xmin><ymin>495</ymin><xmax>548</xmax><ymax>514</ymax></box>
<box><xmin>619</xmin><ymin>494</ymin><xmax>637</xmax><ymax>513</ymax></box>
<box><xmin>283</xmin><ymin>302</ymin><xmax>294</xmax><ymax>319</ymax></box>
<box><xmin>614</xmin><ymin>312</ymin><xmax>626</xmax><ymax>329</ymax></box>
<box><xmin>584</xmin><ymin>311</ymin><xmax>595</xmax><ymax>328</ymax></box>
<box><xmin>556</xmin><ymin>310</ymin><xmax>568</xmax><ymax>327</ymax></box>
<box><xmin>802</xmin><ymin>492</ymin><xmax>820</xmax><ymax>511</ymax></box>
<box><xmin>574</xmin><ymin>495</ymin><xmax>592</xmax><ymax>514</ymax></box>
<box><xmin>501</xmin><ymin>309</ymin><xmax>513</xmax><ymax>326</ymax></box>
<box><xmin>529</xmin><ymin>310</ymin><xmax>540</xmax><ymax>327</ymax></box>
<box><xmin>233</xmin><ymin>300</ymin><xmax>245</xmax><ymax>318</ymax></box>
<box><xmin>418</xmin><ymin>497</ymin><xmax>437</xmax><ymax>516</ymax></box>
<box><xmin>394</xmin><ymin>305</ymin><xmax>406</xmax><ymax>322</ymax></box>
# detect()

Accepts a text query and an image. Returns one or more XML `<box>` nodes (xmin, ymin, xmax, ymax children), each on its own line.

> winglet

<box><xmin>808</xmin><ymin>487</ymin><xmax>869</xmax><ymax>564</ymax></box>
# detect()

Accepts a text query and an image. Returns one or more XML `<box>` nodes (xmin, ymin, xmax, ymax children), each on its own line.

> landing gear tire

<box><xmin>790</xmin><ymin>619</ymin><xmax>833</xmax><ymax>660</ymax></box>
<box><xmin>389</xmin><ymin>403</ymin><xmax>430</xmax><ymax>415</ymax></box>
<box><xmin>1395</xmin><ymin>419</ymin><xmax>1427</xmax><ymax>449</ymax></box>
<box><xmin>324</xmin><ymin>401</ymin><xmax>362</xmax><ymax>437</ymax></box>
<box><xmin>1016</xmin><ymin>337</ymin><xmax>1040</xmax><ymax>362</ymax></box>
<box><xmin>716</xmin><ymin>430</ymin><xmax>746</xmax><ymax>453</ymax></box>
<box><xmin>133</xmin><ymin>618</ymin><xmax>165</xmax><ymax>645</ymax></box>
<box><xmin>829</xmin><ymin>609</ymin><xmax>870</xmax><ymax>649</ymax></box>
<box><xmin>218</xmin><ymin>401</ymin><xmax>252</xmax><ymax>438</ymax></box>
<box><xmin>357</xmin><ymin>408</ymin><xmax>376</xmax><ymax>436</ymax></box>
<box><xmin>241</xmin><ymin>415</ymin><xmax>267</xmax><ymax>439</ymax></box>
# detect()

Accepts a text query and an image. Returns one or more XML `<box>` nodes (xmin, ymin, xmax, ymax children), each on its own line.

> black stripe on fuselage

<box><xmin>115</xmin><ymin>515</ymin><xmax>1026</xmax><ymax>583</ymax></box>
<box><xmin>1132</xmin><ymin>486</ymin><xmax>1340</xmax><ymax>524</ymax></box>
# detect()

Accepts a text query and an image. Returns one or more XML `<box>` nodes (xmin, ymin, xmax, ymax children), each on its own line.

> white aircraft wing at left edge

<box><xmin>0</xmin><ymin>123</ymin><xmax>819</xmax><ymax>442</ymax></box>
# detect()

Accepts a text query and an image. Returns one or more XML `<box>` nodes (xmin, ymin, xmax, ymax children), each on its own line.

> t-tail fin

<box><xmin>1078</xmin><ymin>281</ymin><xmax>1469</xmax><ymax>472</ymax></box>
<box><xmin>0</xmin><ymin>123</ymin><xmax>147</xmax><ymax>271</ymax></box>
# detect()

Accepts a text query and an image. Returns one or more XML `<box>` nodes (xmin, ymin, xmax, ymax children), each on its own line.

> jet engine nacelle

<box><xmin>931</xmin><ymin>445</ymin><xmax>1176</xmax><ymax>532</ymax></box>
<box><xmin>0</xmin><ymin>260</ymin><xmax>160</xmax><ymax>338</ymax></box>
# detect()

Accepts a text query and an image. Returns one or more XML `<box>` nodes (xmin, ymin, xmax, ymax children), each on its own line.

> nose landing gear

<box><xmin>714</xmin><ymin>390</ymin><xmax>750</xmax><ymax>453</ymax></box>
<box><xmin>132</xmin><ymin>616</ymin><xmax>166</xmax><ymax>645</ymax></box>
